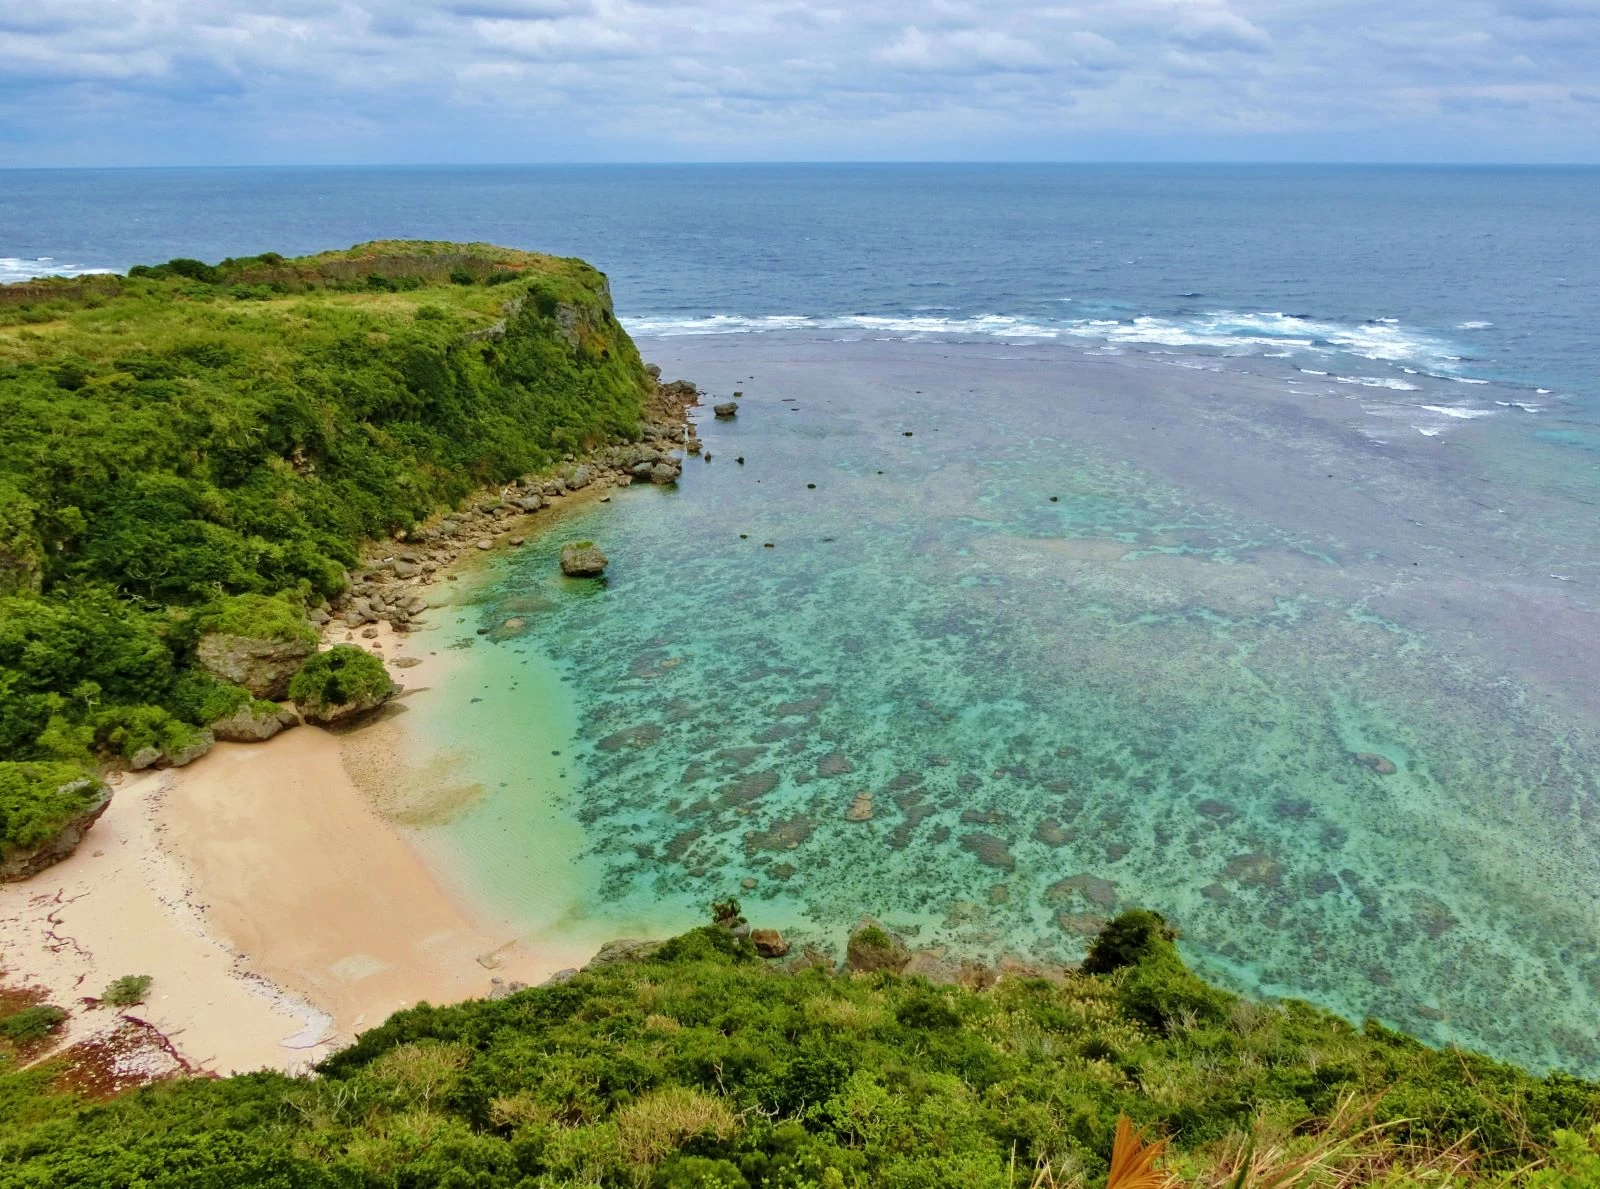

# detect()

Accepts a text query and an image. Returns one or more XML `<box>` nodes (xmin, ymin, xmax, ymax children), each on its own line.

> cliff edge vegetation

<box><xmin>1</xmin><ymin>911</ymin><xmax>1596</xmax><ymax>1187</ymax></box>
<box><xmin>0</xmin><ymin>242</ymin><xmax>652</xmax><ymax>845</ymax></box>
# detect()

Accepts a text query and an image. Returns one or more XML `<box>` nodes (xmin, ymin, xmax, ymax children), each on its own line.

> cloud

<box><xmin>0</xmin><ymin>0</ymin><xmax>1595</xmax><ymax>163</ymax></box>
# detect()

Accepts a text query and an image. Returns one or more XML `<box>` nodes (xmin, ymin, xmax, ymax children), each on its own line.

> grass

<box><xmin>0</xmin><ymin>913</ymin><xmax>1594</xmax><ymax>1187</ymax></box>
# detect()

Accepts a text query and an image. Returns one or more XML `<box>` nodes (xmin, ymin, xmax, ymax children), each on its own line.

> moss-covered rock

<box><xmin>845</xmin><ymin>918</ymin><xmax>911</xmax><ymax>974</ymax></box>
<box><xmin>0</xmin><ymin>761</ymin><xmax>111</xmax><ymax>880</ymax></box>
<box><xmin>209</xmin><ymin>699</ymin><xmax>298</xmax><ymax>742</ymax></box>
<box><xmin>288</xmin><ymin>646</ymin><xmax>396</xmax><ymax>724</ymax></box>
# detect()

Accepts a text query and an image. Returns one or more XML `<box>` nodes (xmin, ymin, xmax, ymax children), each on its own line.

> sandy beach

<box><xmin>0</xmin><ymin>605</ymin><xmax>579</xmax><ymax>1077</ymax></box>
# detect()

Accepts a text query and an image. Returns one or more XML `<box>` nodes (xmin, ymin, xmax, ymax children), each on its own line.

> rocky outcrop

<box><xmin>296</xmin><ymin>681</ymin><xmax>397</xmax><ymax>726</ymax></box>
<box><xmin>211</xmin><ymin>702</ymin><xmax>299</xmax><ymax>743</ymax></box>
<box><xmin>714</xmin><ymin>401</ymin><xmax>738</xmax><ymax>418</ymax></box>
<box><xmin>584</xmin><ymin>939</ymin><xmax>663</xmax><ymax>969</ymax></box>
<box><xmin>0</xmin><ymin>779</ymin><xmax>112</xmax><ymax>881</ymax></box>
<box><xmin>751</xmin><ymin>929</ymin><xmax>790</xmax><ymax>958</ymax></box>
<box><xmin>196</xmin><ymin>633</ymin><xmax>316</xmax><ymax>700</ymax></box>
<box><xmin>128</xmin><ymin>729</ymin><xmax>215</xmax><ymax>771</ymax></box>
<box><xmin>560</xmin><ymin>542</ymin><xmax>608</xmax><ymax>577</ymax></box>
<box><xmin>846</xmin><ymin>919</ymin><xmax>911</xmax><ymax>974</ymax></box>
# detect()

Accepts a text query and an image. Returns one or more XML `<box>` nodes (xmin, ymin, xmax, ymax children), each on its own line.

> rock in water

<box><xmin>751</xmin><ymin>929</ymin><xmax>790</xmax><ymax>958</ymax></box>
<box><xmin>845</xmin><ymin>919</ymin><xmax>911</xmax><ymax>974</ymax></box>
<box><xmin>714</xmin><ymin>401</ymin><xmax>738</xmax><ymax>418</ymax></box>
<box><xmin>560</xmin><ymin>541</ymin><xmax>608</xmax><ymax>577</ymax></box>
<box><xmin>196</xmin><ymin>632</ymin><xmax>316</xmax><ymax>700</ymax></box>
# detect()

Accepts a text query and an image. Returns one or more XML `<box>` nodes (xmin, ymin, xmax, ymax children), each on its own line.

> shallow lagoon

<box><xmin>408</xmin><ymin>336</ymin><xmax>1600</xmax><ymax>1076</ymax></box>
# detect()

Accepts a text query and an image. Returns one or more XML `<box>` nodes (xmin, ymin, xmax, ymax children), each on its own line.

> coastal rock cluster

<box><xmin>323</xmin><ymin>375</ymin><xmax>701</xmax><ymax>636</ymax></box>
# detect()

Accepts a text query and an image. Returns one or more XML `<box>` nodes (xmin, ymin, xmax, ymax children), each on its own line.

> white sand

<box><xmin>0</xmin><ymin>623</ymin><xmax>576</xmax><ymax>1075</ymax></box>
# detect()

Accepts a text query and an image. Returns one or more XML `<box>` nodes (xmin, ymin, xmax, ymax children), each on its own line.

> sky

<box><xmin>2</xmin><ymin>0</ymin><xmax>1598</xmax><ymax>165</ymax></box>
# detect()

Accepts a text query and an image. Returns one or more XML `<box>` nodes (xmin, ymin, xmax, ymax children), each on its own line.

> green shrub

<box><xmin>0</xmin><ymin>1005</ymin><xmax>67</xmax><ymax>1043</ymax></box>
<box><xmin>192</xmin><ymin>592</ymin><xmax>317</xmax><ymax>645</ymax></box>
<box><xmin>164</xmin><ymin>671</ymin><xmax>251</xmax><ymax>725</ymax></box>
<box><xmin>101</xmin><ymin>975</ymin><xmax>153</xmax><ymax>1008</ymax></box>
<box><xmin>287</xmin><ymin>646</ymin><xmax>390</xmax><ymax>713</ymax></box>
<box><xmin>90</xmin><ymin>703</ymin><xmax>202</xmax><ymax>762</ymax></box>
<box><xmin>0</xmin><ymin>761</ymin><xmax>102</xmax><ymax>857</ymax></box>
<box><xmin>1081</xmin><ymin>908</ymin><xmax>1177</xmax><ymax>973</ymax></box>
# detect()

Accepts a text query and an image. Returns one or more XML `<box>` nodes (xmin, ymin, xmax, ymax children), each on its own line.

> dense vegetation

<box><xmin>0</xmin><ymin>241</ymin><xmax>650</xmax><ymax>814</ymax></box>
<box><xmin>1</xmin><ymin>912</ymin><xmax>1596</xmax><ymax>1187</ymax></box>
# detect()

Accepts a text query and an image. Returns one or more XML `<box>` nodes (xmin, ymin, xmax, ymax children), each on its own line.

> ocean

<box><xmin>7</xmin><ymin>164</ymin><xmax>1600</xmax><ymax>1074</ymax></box>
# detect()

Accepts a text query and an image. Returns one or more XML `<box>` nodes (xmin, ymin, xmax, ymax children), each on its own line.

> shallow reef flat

<box><xmin>412</xmin><ymin>335</ymin><xmax>1600</xmax><ymax>1077</ymax></box>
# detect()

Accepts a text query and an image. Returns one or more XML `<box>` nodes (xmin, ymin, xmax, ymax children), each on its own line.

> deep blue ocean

<box><xmin>3</xmin><ymin>164</ymin><xmax>1597</xmax><ymax>415</ymax></box>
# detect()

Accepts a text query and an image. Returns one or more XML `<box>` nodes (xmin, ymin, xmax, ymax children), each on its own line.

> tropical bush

<box><xmin>99</xmin><ymin>976</ymin><xmax>153</xmax><ymax>1008</ymax></box>
<box><xmin>0</xmin><ymin>913</ymin><xmax>1594</xmax><ymax>1187</ymax></box>
<box><xmin>0</xmin><ymin>1005</ymin><xmax>67</xmax><ymax>1044</ymax></box>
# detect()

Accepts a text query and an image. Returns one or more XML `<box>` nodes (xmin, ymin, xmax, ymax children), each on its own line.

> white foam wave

<box><xmin>1335</xmin><ymin>375</ymin><xmax>1419</xmax><ymax>391</ymax></box>
<box><xmin>1457</xmin><ymin>320</ymin><xmax>1494</xmax><ymax>329</ymax></box>
<box><xmin>0</xmin><ymin>257</ymin><xmax>115</xmax><ymax>284</ymax></box>
<box><xmin>623</xmin><ymin>307</ymin><xmax>1484</xmax><ymax>384</ymax></box>
<box><xmin>1419</xmin><ymin>404</ymin><xmax>1497</xmax><ymax>419</ymax></box>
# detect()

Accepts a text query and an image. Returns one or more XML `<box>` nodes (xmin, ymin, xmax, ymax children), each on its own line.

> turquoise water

<box><xmin>414</xmin><ymin>339</ymin><xmax>1600</xmax><ymax>1077</ymax></box>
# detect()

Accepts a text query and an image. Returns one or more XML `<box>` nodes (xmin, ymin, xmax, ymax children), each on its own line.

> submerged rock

<box><xmin>1355</xmin><ymin>751</ymin><xmax>1398</xmax><ymax>775</ymax></box>
<box><xmin>560</xmin><ymin>541</ymin><xmax>608</xmax><ymax>577</ymax></box>
<box><xmin>960</xmin><ymin>832</ymin><xmax>1016</xmax><ymax>872</ymax></box>
<box><xmin>1045</xmin><ymin>873</ymin><xmax>1118</xmax><ymax>909</ymax></box>
<box><xmin>844</xmin><ymin>791</ymin><xmax>874</xmax><ymax>822</ymax></box>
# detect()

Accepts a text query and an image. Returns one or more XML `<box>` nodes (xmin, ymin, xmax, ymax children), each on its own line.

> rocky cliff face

<box><xmin>195</xmin><ymin>633</ymin><xmax>316</xmax><ymax>700</ymax></box>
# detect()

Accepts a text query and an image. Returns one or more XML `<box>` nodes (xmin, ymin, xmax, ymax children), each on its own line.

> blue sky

<box><xmin>2</xmin><ymin>0</ymin><xmax>1598</xmax><ymax>165</ymax></box>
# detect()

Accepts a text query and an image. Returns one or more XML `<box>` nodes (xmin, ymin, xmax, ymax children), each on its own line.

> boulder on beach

<box><xmin>0</xmin><ymin>768</ymin><xmax>113</xmax><ymax>882</ymax></box>
<box><xmin>560</xmin><ymin>541</ymin><xmax>608</xmax><ymax>577</ymax></box>
<box><xmin>714</xmin><ymin>401</ymin><xmax>738</xmax><ymax>418</ymax></box>
<box><xmin>288</xmin><ymin>645</ymin><xmax>399</xmax><ymax>725</ymax></box>
<box><xmin>211</xmin><ymin>700</ymin><xmax>299</xmax><ymax>743</ymax></box>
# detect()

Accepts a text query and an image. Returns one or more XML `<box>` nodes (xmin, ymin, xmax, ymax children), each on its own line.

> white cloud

<box><xmin>0</xmin><ymin>0</ymin><xmax>1595</xmax><ymax>163</ymax></box>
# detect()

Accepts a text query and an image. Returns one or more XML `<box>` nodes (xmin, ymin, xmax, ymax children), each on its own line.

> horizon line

<box><xmin>4</xmin><ymin>159</ymin><xmax>1600</xmax><ymax>172</ymax></box>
